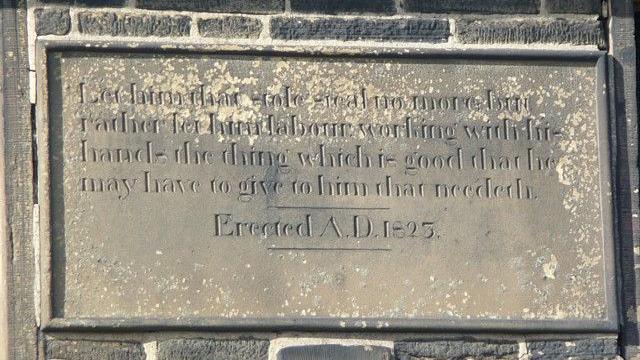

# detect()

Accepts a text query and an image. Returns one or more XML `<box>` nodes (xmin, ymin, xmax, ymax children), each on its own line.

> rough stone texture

<box><xmin>545</xmin><ymin>0</ymin><xmax>601</xmax><ymax>14</ymax></box>
<box><xmin>158</xmin><ymin>339</ymin><xmax>269</xmax><ymax>360</ymax></box>
<box><xmin>403</xmin><ymin>0</ymin><xmax>539</xmax><ymax>14</ymax></box>
<box><xmin>2</xmin><ymin>2</ymin><xmax>37</xmax><ymax>359</ymax></box>
<box><xmin>198</xmin><ymin>16</ymin><xmax>263</xmax><ymax>38</ymax></box>
<box><xmin>34</xmin><ymin>8</ymin><xmax>70</xmax><ymax>35</ymax></box>
<box><xmin>527</xmin><ymin>338</ymin><xmax>618</xmax><ymax>359</ymax></box>
<box><xmin>271</xmin><ymin>17</ymin><xmax>449</xmax><ymax>42</ymax></box>
<box><xmin>290</xmin><ymin>0</ymin><xmax>395</xmax><ymax>14</ymax></box>
<box><xmin>136</xmin><ymin>0</ymin><xmax>284</xmax><ymax>14</ymax></box>
<box><xmin>78</xmin><ymin>11</ymin><xmax>191</xmax><ymax>37</ymax></box>
<box><xmin>277</xmin><ymin>345</ymin><xmax>393</xmax><ymax>359</ymax></box>
<box><xmin>618</xmin><ymin>2</ymin><xmax>640</xmax><ymax>357</ymax></box>
<box><xmin>36</xmin><ymin>0</ymin><xmax>125</xmax><ymax>5</ymax></box>
<box><xmin>46</xmin><ymin>340</ymin><xmax>145</xmax><ymax>360</ymax></box>
<box><xmin>394</xmin><ymin>340</ymin><xmax>519</xmax><ymax>360</ymax></box>
<box><xmin>456</xmin><ymin>18</ymin><xmax>605</xmax><ymax>48</ymax></box>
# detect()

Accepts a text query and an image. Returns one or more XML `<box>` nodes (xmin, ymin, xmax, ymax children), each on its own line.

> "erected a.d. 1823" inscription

<box><xmin>45</xmin><ymin>51</ymin><xmax>614</xmax><ymax>327</ymax></box>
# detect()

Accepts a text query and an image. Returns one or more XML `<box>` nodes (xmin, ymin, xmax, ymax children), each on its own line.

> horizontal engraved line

<box><xmin>268</xmin><ymin>205</ymin><xmax>390</xmax><ymax>211</ymax></box>
<box><xmin>268</xmin><ymin>247</ymin><xmax>391</xmax><ymax>252</ymax></box>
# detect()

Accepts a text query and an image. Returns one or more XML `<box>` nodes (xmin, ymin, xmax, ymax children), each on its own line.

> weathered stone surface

<box><xmin>137</xmin><ymin>0</ymin><xmax>284</xmax><ymax>14</ymax></box>
<box><xmin>271</xmin><ymin>17</ymin><xmax>449</xmax><ymax>42</ymax></box>
<box><xmin>456</xmin><ymin>18</ymin><xmax>605</xmax><ymax>48</ymax></box>
<box><xmin>78</xmin><ymin>11</ymin><xmax>191</xmax><ymax>37</ymax></box>
<box><xmin>403</xmin><ymin>0</ymin><xmax>539</xmax><ymax>14</ymax></box>
<box><xmin>2</xmin><ymin>4</ymin><xmax>37</xmax><ymax>360</ymax></box>
<box><xmin>546</xmin><ymin>0</ymin><xmax>601</xmax><ymax>14</ymax></box>
<box><xmin>36</xmin><ymin>0</ymin><xmax>125</xmax><ymax>6</ymax></box>
<box><xmin>158</xmin><ymin>339</ymin><xmax>269</xmax><ymax>360</ymax></box>
<box><xmin>44</xmin><ymin>51</ymin><xmax>614</xmax><ymax>326</ymax></box>
<box><xmin>46</xmin><ymin>340</ymin><xmax>145</xmax><ymax>360</ymax></box>
<box><xmin>527</xmin><ymin>338</ymin><xmax>618</xmax><ymax>359</ymax></box>
<box><xmin>34</xmin><ymin>8</ymin><xmax>70</xmax><ymax>36</ymax></box>
<box><xmin>198</xmin><ymin>16</ymin><xmax>263</xmax><ymax>38</ymax></box>
<box><xmin>394</xmin><ymin>340</ymin><xmax>519</xmax><ymax>360</ymax></box>
<box><xmin>290</xmin><ymin>0</ymin><xmax>395</xmax><ymax>14</ymax></box>
<box><xmin>277</xmin><ymin>344</ymin><xmax>393</xmax><ymax>359</ymax></box>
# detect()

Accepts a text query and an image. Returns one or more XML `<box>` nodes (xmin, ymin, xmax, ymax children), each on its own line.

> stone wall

<box><xmin>33</xmin><ymin>0</ymin><xmax>605</xmax><ymax>48</ymax></box>
<box><xmin>44</xmin><ymin>336</ymin><xmax>621</xmax><ymax>360</ymax></box>
<box><xmin>25</xmin><ymin>1</ymin><xmax>625</xmax><ymax>359</ymax></box>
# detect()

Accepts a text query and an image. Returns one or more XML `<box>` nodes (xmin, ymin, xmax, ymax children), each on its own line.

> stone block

<box><xmin>290</xmin><ymin>0</ymin><xmax>396</xmax><ymax>15</ymax></box>
<box><xmin>277</xmin><ymin>344</ymin><xmax>393</xmax><ymax>359</ymax></box>
<box><xmin>395</xmin><ymin>340</ymin><xmax>519</xmax><ymax>360</ymax></box>
<box><xmin>77</xmin><ymin>11</ymin><xmax>191</xmax><ymax>37</ymax></box>
<box><xmin>36</xmin><ymin>0</ymin><xmax>125</xmax><ymax>6</ymax></box>
<box><xmin>46</xmin><ymin>340</ymin><xmax>145</xmax><ymax>360</ymax></box>
<box><xmin>35</xmin><ymin>8</ymin><xmax>70</xmax><ymax>35</ymax></box>
<box><xmin>198</xmin><ymin>16</ymin><xmax>262</xmax><ymax>38</ymax></box>
<box><xmin>158</xmin><ymin>339</ymin><xmax>269</xmax><ymax>360</ymax></box>
<box><xmin>527</xmin><ymin>338</ymin><xmax>618</xmax><ymax>359</ymax></box>
<box><xmin>271</xmin><ymin>17</ymin><xmax>449</xmax><ymax>42</ymax></box>
<box><xmin>456</xmin><ymin>18</ymin><xmax>605</xmax><ymax>48</ymax></box>
<box><xmin>546</xmin><ymin>0</ymin><xmax>601</xmax><ymax>14</ymax></box>
<box><xmin>137</xmin><ymin>0</ymin><xmax>284</xmax><ymax>14</ymax></box>
<box><xmin>403</xmin><ymin>0</ymin><xmax>539</xmax><ymax>14</ymax></box>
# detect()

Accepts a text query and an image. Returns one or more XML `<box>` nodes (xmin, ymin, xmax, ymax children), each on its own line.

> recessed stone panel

<box><xmin>43</xmin><ymin>50</ymin><xmax>614</xmax><ymax>328</ymax></box>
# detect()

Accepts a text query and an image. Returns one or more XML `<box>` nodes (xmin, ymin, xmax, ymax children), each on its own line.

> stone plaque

<box><xmin>41</xmin><ymin>50</ymin><xmax>615</xmax><ymax>329</ymax></box>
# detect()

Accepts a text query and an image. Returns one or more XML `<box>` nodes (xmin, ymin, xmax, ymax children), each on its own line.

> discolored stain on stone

<box><xmin>46</xmin><ymin>340</ymin><xmax>145</xmax><ymax>360</ymax></box>
<box><xmin>403</xmin><ymin>0</ymin><xmax>539</xmax><ymax>14</ymax></box>
<box><xmin>157</xmin><ymin>339</ymin><xmax>269</xmax><ymax>360</ymax></box>
<box><xmin>271</xmin><ymin>17</ymin><xmax>450</xmax><ymax>42</ymax></box>
<box><xmin>77</xmin><ymin>11</ymin><xmax>191</xmax><ymax>37</ymax></box>
<box><xmin>136</xmin><ymin>0</ymin><xmax>284</xmax><ymax>14</ymax></box>
<box><xmin>277</xmin><ymin>344</ymin><xmax>393</xmax><ymax>360</ymax></box>
<box><xmin>456</xmin><ymin>18</ymin><xmax>605</xmax><ymax>48</ymax></box>
<box><xmin>198</xmin><ymin>16</ymin><xmax>263</xmax><ymax>39</ymax></box>
<box><xmin>527</xmin><ymin>338</ymin><xmax>618</xmax><ymax>360</ymax></box>
<box><xmin>35</xmin><ymin>8</ymin><xmax>70</xmax><ymax>36</ymax></box>
<box><xmin>290</xmin><ymin>0</ymin><xmax>396</xmax><ymax>15</ymax></box>
<box><xmin>394</xmin><ymin>340</ymin><xmax>519</xmax><ymax>360</ymax></box>
<box><xmin>545</xmin><ymin>0</ymin><xmax>601</xmax><ymax>14</ymax></box>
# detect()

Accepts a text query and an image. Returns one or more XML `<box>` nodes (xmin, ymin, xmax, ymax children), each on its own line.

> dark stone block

<box><xmin>456</xmin><ymin>18</ymin><xmax>605</xmax><ymax>48</ymax></box>
<box><xmin>277</xmin><ymin>344</ymin><xmax>393</xmax><ymax>360</ymax></box>
<box><xmin>271</xmin><ymin>17</ymin><xmax>449</xmax><ymax>43</ymax></box>
<box><xmin>36</xmin><ymin>0</ymin><xmax>125</xmax><ymax>6</ymax></box>
<box><xmin>78</xmin><ymin>11</ymin><xmax>191</xmax><ymax>37</ymax></box>
<box><xmin>198</xmin><ymin>16</ymin><xmax>263</xmax><ymax>38</ymax></box>
<box><xmin>546</xmin><ymin>0</ymin><xmax>600</xmax><ymax>14</ymax></box>
<box><xmin>403</xmin><ymin>0</ymin><xmax>539</xmax><ymax>14</ymax></box>
<box><xmin>290</xmin><ymin>0</ymin><xmax>396</xmax><ymax>15</ymax></box>
<box><xmin>528</xmin><ymin>338</ymin><xmax>618</xmax><ymax>359</ymax></box>
<box><xmin>158</xmin><ymin>339</ymin><xmax>269</xmax><ymax>360</ymax></box>
<box><xmin>46</xmin><ymin>340</ymin><xmax>145</xmax><ymax>360</ymax></box>
<box><xmin>136</xmin><ymin>0</ymin><xmax>284</xmax><ymax>14</ymax></box>
<box><xmin>395</xmin><ymin>340</ymin><xmax>519</xmax><ymax>360</ymax></box>
<box><xmin>35</xmin><ymin>8</ymin><xmax>70</xmax><ymax>35</ymax></box>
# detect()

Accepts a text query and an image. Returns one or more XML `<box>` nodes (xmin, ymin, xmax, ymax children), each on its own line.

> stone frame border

<box><xmin>34</xmin><ymin>39</ymin><xmax>618</xmax><ymax>334</ymax></box>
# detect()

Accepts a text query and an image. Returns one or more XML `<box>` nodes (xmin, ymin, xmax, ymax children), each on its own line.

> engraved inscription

<box><xmin>46</xmin><ymin>52</ymin><xmax>610</xmax><ymax>324</ymax></box>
